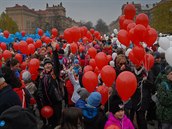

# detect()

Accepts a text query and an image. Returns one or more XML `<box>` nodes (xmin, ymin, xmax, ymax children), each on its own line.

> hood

<box><xmin>82</xmin><ymin>106</ymin><xmax>98</xmax><ymax>120</ymax></box>
<box><xmin>108</xmin><ymin>113</ymin><xmax>127</xmax><ymax>123</ymax></box>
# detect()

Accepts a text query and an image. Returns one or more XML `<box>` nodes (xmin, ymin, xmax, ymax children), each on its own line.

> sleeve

<box><xmin>53</xmin><ymin>50</ymin><xmax>60</xmax><ymax>79</ymax></box>
<box><xmin>157</xmin><ymin>81</ymin><xmax>172</xmax><ymax>106</ymax></box>
<box><xmin>36</xmin><ymin>79</ymin><xmax>44</xmax><ymax>106</ymax></box>
<box><xmin>68</xmin><ymin>71</ymin><xmax>78</xmax><ymax>88</ymax></box>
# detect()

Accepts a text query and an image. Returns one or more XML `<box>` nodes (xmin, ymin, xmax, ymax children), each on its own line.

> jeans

<box><xmin>161</xmin><ymin>123</ymin><xmax>172</xmax><ymax>129</ymax></box>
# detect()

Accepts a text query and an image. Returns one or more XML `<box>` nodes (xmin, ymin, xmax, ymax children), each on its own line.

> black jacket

<box><xmin>37</xmin><ymin>50</ymin><xmax>63</xmax><ymax>106</ymax></box>
<box><xmin>0</xmin><ymin>85</ymin><xmax>21</xmax><ymax>115</ymax></box>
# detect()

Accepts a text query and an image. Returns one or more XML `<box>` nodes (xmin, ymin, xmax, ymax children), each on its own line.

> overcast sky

<box><xmin>0</xmin><ymin>0</ymin><xmax>160</xmax><ymax>25</ymax></box>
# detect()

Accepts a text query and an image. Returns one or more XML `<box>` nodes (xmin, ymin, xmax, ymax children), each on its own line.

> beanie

<box><xmin>87</xmin><ymin>92</ymin><xmax>101</xmax><ymax>108</ymax></box>
<box><xmin>43</xmin><ymin>57</ymin><xmax>53</xmax><ymax>66</ymax></box>
<box><xmin>165</xmin><ymin>65</ymin><xmax>172</xmax><ymax>75</ymax></box>
<box><xmin>77</xmin><ymin>88</ymin><xmax>90</xmax><ymax>100</ymax></box>
<box><xmin>0</xmin><ymin>106</ymin><xmax>38</xmax><ymax>129</ymax></box>
<box><xmin>109</xmin><ymin>95</ymin><xmax>124</xmax><ymax>114</ymax></box>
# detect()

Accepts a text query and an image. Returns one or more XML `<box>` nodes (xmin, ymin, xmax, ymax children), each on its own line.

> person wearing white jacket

<box><xmin>67</xmin><ymin>66</ymin><xmax>81</xmax><ymax>103</ymax></box>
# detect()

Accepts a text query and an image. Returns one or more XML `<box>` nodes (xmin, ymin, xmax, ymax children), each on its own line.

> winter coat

<box><xmin>0</xmin><ymin>85</ymin><xmax>21</xmax><ymax>115</ymax></box>
<box><xmin>37</xmin><ymin>50</ymin><xmax>63</xmax><ymax>106</ymax></box>
<box><xmin>82</xmin><ymin>106</ymin><xmax>107</xmax><ymax>129</ymax></box>
<box><xmin>68</xmin><ymin>71</ymin><xmax>81</xmax><ymax>103</ymax></box>
<box><xmin>156</xmin><ymin>75</ymin><xmax>172</xmax><ymax>123</ymax></box>
<box><xmin>105</xmin><ymin>113</ymin><xmax>134</xmax><ymax>129</ymax></box>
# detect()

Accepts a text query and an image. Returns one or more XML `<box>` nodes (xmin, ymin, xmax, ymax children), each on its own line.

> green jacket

<box><xmin>156</xmin><ymin>74</ymin><xmax>172</xmax><ymax>123</ymax></box>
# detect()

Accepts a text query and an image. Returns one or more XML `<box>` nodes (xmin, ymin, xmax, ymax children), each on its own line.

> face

<box><xmin>11</xmin><ymin>63</ymin><xmax>20</xmax><ymax>71</ymax></box>
<box><xmin>117</xmin><ymin>59</ymin><xmax>126</xmax><ymax>67</ymax></box>
<box><xmin>155</xmin><ymin>57</ymin><xmax>161</xmax><ymax>63</ymax></box>
<box><xmin>167</xmin><ymin>72</ymin><xmax>172</xmax><ymax>81</ymax></box>
<box><xmin>114</xmin><ymin>110</ymin><xmax>125</xmax><ymax>119</ymax></box>
<box><xmin>44</xmin><ymin>63</ymin><xmax>53</xmax><ymax>72</ymax></box>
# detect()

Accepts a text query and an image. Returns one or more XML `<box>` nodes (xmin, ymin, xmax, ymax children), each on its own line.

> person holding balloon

<box><xmin>104</xmin><ymin>95</ymin><xmax>134</xmax><ymax>129</ymax></box>
<box><xmin>37</xmin><ymin>41</ymin><xmax>63</xmax><ymax>129</ymax></box>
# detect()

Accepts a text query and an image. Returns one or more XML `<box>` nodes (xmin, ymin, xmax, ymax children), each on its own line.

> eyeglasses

<box><xmin>119</xmin><ymin>62</ymin><xmax>126</xmax><ymax>66</ymax></box>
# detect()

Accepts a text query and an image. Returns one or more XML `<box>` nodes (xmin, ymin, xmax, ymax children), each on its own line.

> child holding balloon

<box><xmin>104</xmin><ymin>95</ymin><xmax>134</xmax><ymax>129</ymax></box>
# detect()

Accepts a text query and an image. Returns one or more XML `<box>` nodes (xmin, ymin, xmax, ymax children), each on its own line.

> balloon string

<box><xmin>108</xmin><ymin>92</ymin><xmax>110</xmax><ymax>112</ymax></box>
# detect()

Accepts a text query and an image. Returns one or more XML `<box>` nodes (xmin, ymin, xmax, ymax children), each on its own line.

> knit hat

<box><xmin>74</xmin><ymin>59</ymin><xmax>79</xmax><ymax>64</ymax></box>
<box><xmin>154</xmin><ymin>51</ymin><xmax>161</xmax><ymax>59</ymax></box>
<box><xmin>109</xmin><ymin>95</ymin><xmax>124</xmax><ymax>114</ymax></box>
<box><xmin>77</xmin><ymin>88</ymin><xmax>90</xmax><ymax>100</ymax></box>
<box><xmin>165</xmin><ymin>65</ymin><xmax>172</xmax><ymax>75</ymax></box>
<box><xmin>87</xmin><ymin>92</ymin><xmax>101</xmax><ymax>108</ymax></box>
<box><xmin>43</xmin><ymin>57</ymin><xmax>53</xmax><ymax>66</ymax></box>
<box><xmin>0</xmin><ymin>69</ymin><xmax>5</xmax><ymax>86</ymax></box>
<box><xmin>0</xmin><ymin>106</ymin><xmax>38</xmax><ymax>129</ymax></box>
<box><xmin>22</xmin><ymin>71</ymin><xmax>31</xmax><ymax>83</ymax></box>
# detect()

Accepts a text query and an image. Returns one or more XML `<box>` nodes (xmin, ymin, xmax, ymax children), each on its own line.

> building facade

<box><xmin>6</xmin><ymin>3</ymin><xmax>79</xmax><ymax>33</ymax></box>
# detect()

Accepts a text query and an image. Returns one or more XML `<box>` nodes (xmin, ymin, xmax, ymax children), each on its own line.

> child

<box><xmin>105</xmin><ymin>95</ymin><xmax>134</xmax><ymax>129</ymax></box>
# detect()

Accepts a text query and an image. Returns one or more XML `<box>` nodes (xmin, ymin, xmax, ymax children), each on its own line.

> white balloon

<box><xmin>159</xmin><ymin>37</ymin><xmax>170</xmax><ymax>50</ymax></box>
<box><xmin>109</xmin><ymin>61</ymin><xmax>115</xmax><ymax>67</ymax></box>
<box><xmin>111</xmin><ymin>33</ymin><xmax>115</xmax><ymax>37</ymax></box>
<box><xmin>159</xmin><ymin>33</ymin><xmax>162</xmax><ymax>37</ymax></box>
<box><xmin>170</xmin><ymin>41</ymin><xmax>172</xmax><ymax>47</ymax></box>
<box><xmin>165</xmin><ymin>47</ymin><xmax>172</xmax><ymax>66</ymax></box>
<box><xmin>113</xmin><ymin>29</ymin><xmax>118</xmax><ymax>34</ymax></box>
<box><xmin>167</xmin><ymin>35</ymin><xmax>172</xmax><ymax>41</ymax></box>
<box><xmin>142</xmin><ymin>42</ymin><xmax>147</xmax><ymax>48</ymax></box>
<box><xmin>121</xmin><ymin>44</ymin><xmax>126</xmax><ymax>49</ymax></box>
<box><xmin>125</xmin><ymin>48</ymin><xmax>132</xmax><ymax>57</ymax></box>
<box><xmin>158</xmin><ymin>47</ymin><xmax>166</xmax><ymax>53</ymax></box>
<box><xmin>112</xmin><ymin>52</ymin><xmax>117</xmax><ymax>60</ymax></box>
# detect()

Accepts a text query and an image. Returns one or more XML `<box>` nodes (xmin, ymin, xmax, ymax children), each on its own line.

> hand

<box><xmin>51</xmin><ymin>40</ymin><xmax>57</xmax><ymax>51</ymax></box>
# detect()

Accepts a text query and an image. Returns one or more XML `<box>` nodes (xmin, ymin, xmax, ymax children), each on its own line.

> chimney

<box><xmin>146</xmin><ymin>4</ymin><xmax>149</xmax><ymax>8</ymax></box>
<box><xmin>132</xmin><ymin>1</ymin><xmax>134</xmax><ymax>4</ymax></box>
<box><xmin>46</xmin><ymin>3</ymin><xmax>48</xmax><ymax>8</ymax></box>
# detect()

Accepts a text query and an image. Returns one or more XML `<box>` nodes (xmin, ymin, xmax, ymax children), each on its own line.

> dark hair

<box><xmin>61</xmin><ymin>107</ymin><xmax>84</xmax><ymax>129</ymax></box>
<box><xmin>6</xmin><ymin>58</ymin><xmax>19</xmax><ymax>67</ymax></box>
<box><xmin>1</xmin><ymin>66</ymin><xmax>22</xmax><ymax>88</ymax></box>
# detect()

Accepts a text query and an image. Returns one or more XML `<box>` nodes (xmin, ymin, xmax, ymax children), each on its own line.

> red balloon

<box><xmin>70</xmin><ymin>43</ymin><xmax>78</xmax><ymax>54</ymax></box>
<box><xmin>28</xmin><ymin>44</ymin><xmax>35</xmax><ymax>55</ymax></box>
<box><xmin>38</xmin><ymin>29</ymin><xmax>44</xmax><ymax>36</ymax></box>
<box><xmin>20</xmin><ymin>62</ymin><xmax>27</xmax><ymax>70</ymax></box>
<box><xmin>94</xmin><ymin>66</ymin><xmax>100</xmax><ymax>76</ymax></box>
<box><xmin>30</xmin><ymin>70</ymin><xmax>39</xmax><ymax>81</ymax></box>
<box><xmin>80</xmin><ymin>26</ymin><xmax>88</xmax><ymax>38</ymax></box>
<box><xmin>82</xmin><ymin>71</ymin><xmax>98</xmax><ymax>92</ymax></box>
<box><xmin>132</xmin><ymin>46</ymin><xmax>146</xmax><ymax>62</ymax></box>
<box><xmin>89</xmin><ymin>59</ymin><xmax>96</xmax><ymax>70</ymax></box>
<box><xmin>71</xmin><ymin>26</ymin><xmax>81</xmax><ymax>42</ymax></box>
<box><xmin>129</xmin><ymin>28</ymin><xmax>140</xmax><ymax>46</ymax></box>
<box><xmin>97</xmin><ymin>86</ymin><xmax>109</xmax><ymax>105</ymax></box>
<box><xmin>128</xmin><ymin>50</ymin><xmax>142</xmax><ymax>66</ymax></box>
<box><xmin>105</xmin><ymin>125</ymin><xmax>120</xmax><ymax>129</ymax></box>
<box><xmin>3</xmin><ymin>50</ymin><xmax>12</xmax><ymax>60</ymax></box>
<box><xmin>34</xmin><ymin>39</ymin><xmax>42</xmax><ymax>48</ymax></box>
<box><xmin>134</xmin><ymin>24</ymin><xmax>147</xmax><ymax>42</ymax></box>
<box><xmin>3</xmin><ymin>30</ymin><xmax>9</xmax><ymax>38</ymax></box>
<box><xmin>44</xmin><ymin>37</ymin><xmax>51</xmax><ymax>44</ymax></box>
<box><xmin>82</xmin><ymin>37</ymin><xmax>88</xmax><ymax>44</ymax></box>
<box><xmin>64</xmin><ymin>28</ymin><xmax>73</xmax><ymax>43</ymax></box>
<box><xmin>29</xmin><ymin>58</ymin><xmax>40</xmax><ymax>72</ymax></box>
<box><xmin>116</xmin><ymin>71</ymin><xmax>137</xmax><ymax>101</ymax></box>
<box><xmin>51</xmin><ymin>28</ymin><xmax>58</xmax><ymax>37</ymax></box>
<box><xmin>144</xmin><ymin>28</ymin><xmax>158</xmax><ymax>47</ymax></box>
<box><xmin>119</xmin><ymin>15</ymin><xmax>126</xmax><ymax>29</ymax></box>
<box><xmin>90</xmin><ymin>28</ymin><xmax>95</xmax><ymax>34</ymax></box>
<box><xmin>127</xmin><ymin>22</ymin><xmax>136</xmax><ymax>32</ymax></box>
<box><xmin>95</xmin><ymin>52</ymin><xmax>108</xmax><ymax>70</ymax></box>
<box><xmin>21</xmin><ymin>31</ymin><xmax>26</xmax><ymax>37</ymax></box>
<box><xmin>107</xmin><ymin>55</ymin><xmax>112</xmax><ymax>63</ymax></box>
<box><xmin>15</xmin><ymin>53</ymin><xmax>23</xmax><ymax>63</ymax></box>
<box><xmin>56</xmin><ymin>43</ymin><xmax>60</xmax><ymax>51</ymax></box>
<box><xmin>26</xmin><ymin>38</ymin><xmax>34</xmax><ymax>44</ymax></box>
<box><xmin>83</xmin><ymin>65</ymin><xmax>93</xmax><ymax>73</ymax></box>
<box><xmin>101</xmin><ymin>65</ymin><xmax>116</xmax><ymax>87</ymax></box>
<box><xmin>0</xmin><ymin>42</ymin><xmax>7</xmax><ymax>51</ymax></box>
<box><xmin>123</xmin><ymin>4</ymin><xmax>136</xmax><ymax>20</ymax></box>
<box><xmin>88</xmin><ymin>47</ymin><xmax>97</xmax><ymax>58</ymax></box>
<box><xmin>122</xmin><ymin>19</ymin><xmax>134</xmax><ymax>30</ymax></box>
<box><xmin>19</xmin><ymin>41</ymin><xmax>28</xmax><ymax>54</ymax></box>
<box><xmin>117</xmin><ymin>30</ymin><xmax>130</xmax><ymax>47</ymax></box>
<box><xmin>143</xmin><ymin>54</ymin><xmax>154</xmax><ymax>71</ymax></box>
<box><xmin>136</xmin><ymin>13</ymin><xmax>149</xmax><ymax>27</ymax></box>
<box><xmin>41</xmin><ymin>106</ymin><xmax>54</xmax><ymax>118</ymax></box>
<box><xmin>86</xmin><ymin>31</ymin><xmax>93</xmax><ymax>42</ymax></box>
<box><xmin>79</xmin><ymin>45</ymin><xmax>85</xmax><ymax>53</ymax></box>
<box><xmin>13</xmin><ymin>42</ymin><xmax>19</xmax><ymax>51</ymax></box>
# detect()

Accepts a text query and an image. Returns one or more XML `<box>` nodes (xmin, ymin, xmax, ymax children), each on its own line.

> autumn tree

<box><xmin>0</xmin><ymin>12</ymin><xmax>19</xmax><ymax>33</ymax></box>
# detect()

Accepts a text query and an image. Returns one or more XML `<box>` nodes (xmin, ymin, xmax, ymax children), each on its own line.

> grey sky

<box><xmin>0</xmin><ymin>0</ymin><xmax>160</xmax><ymax>25</ymax></box>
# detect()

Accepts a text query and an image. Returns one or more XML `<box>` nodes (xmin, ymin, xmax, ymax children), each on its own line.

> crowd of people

<box><xmin>0</xmin><ymin>30</ymin><xmax>171</xmax><ymax>129</ymax></box>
